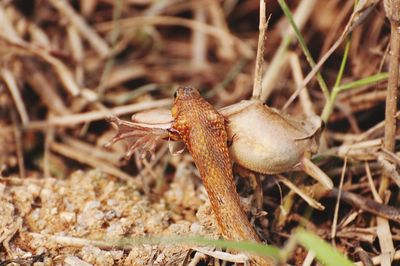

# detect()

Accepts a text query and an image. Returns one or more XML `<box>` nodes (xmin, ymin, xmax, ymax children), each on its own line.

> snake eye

<box><xmin>173</xmin><ymin>91</ymin><xmax>178</xmax><ymax>98</ymax></box>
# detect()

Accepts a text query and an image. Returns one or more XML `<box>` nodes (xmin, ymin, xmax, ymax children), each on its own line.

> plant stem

<box><xmin>321</xmin><ymin>38</ymin><xmax>351</xmax><ymax>123</ymax></box>
<box><xmin>252</xmin><ymin>0</ymin><xmax>268</xmax><ymax>99</ymax></box>
<box><xmin>379</xmin><ymin>8</ymin><xmax>400</xmax><ymax>195</ymax></box>
<box><xmin>278</xmin><ymin>0</ymin><xmax>329</xmax><ymax>100</ymax></box>
<box><xmin>383</xmin><ymin>23</ymin><xmax>400</xmax><ymax>151</ymax></box>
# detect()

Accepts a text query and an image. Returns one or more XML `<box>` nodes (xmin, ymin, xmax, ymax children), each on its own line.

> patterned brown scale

<box><xmin>107</xmin><ymin>86</ymin><xmax>276</xmax><ymax>265</ymax></box>
<box><xmin>169</xmin><ymin>87</ymin><xmax>273</xmax><ymax>266</ymax></box>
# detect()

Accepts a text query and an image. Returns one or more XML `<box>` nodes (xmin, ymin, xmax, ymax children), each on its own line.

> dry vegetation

<box><xmin>0</xmin><ymin>0</ymin><xmax>399</xmax><ymax>265</ymax></box>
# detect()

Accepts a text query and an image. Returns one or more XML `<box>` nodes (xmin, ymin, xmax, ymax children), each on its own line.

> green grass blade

<box><xmin>114</xmin><ymin>236</ymin><xmax>281</xmax><ymax>259</ymax></box>
<box><xmin>321</xmin><ymin>37</ymin><xmax>351</xmax><ymax>122</ymax></box>
<box><xmin>295</xmin><ymin>229</ymin><xmax>354</xmax><ymax>266</ymax></box>
<box><xmin>333</xmin><ymin>38</ymin><xmax>351</xmax><ymax>89</ymax></box>
<box><xmin>278</xmin><ymin>0</ymin><xmax>329</xmax><ymax>99</ymax></box>
<box><xmin>338</xmin><ymin>72</ymin><xmax>389</xmax><ymax>91</ymax></box>
<box><xmin>321</xmin><ymin>71</ymin><xmax>388</xmax><ymax>122</ymax></box>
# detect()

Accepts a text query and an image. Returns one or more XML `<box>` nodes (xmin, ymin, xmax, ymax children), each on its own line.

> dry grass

<box><xmin>0</xmin><ymin>0</ymin><xmax>398</xmax><ymax>265</ymax></box>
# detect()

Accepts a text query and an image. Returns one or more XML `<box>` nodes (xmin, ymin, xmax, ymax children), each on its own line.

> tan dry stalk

<box><xmin>252</xmin><ymin>0</ymin><xmax>267</xmax><ymax>99</ymax></box>
<box><xmin>376</xmin><ymin>1</ymin><xmax>400</xmax><ymax>265</ymax></box>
